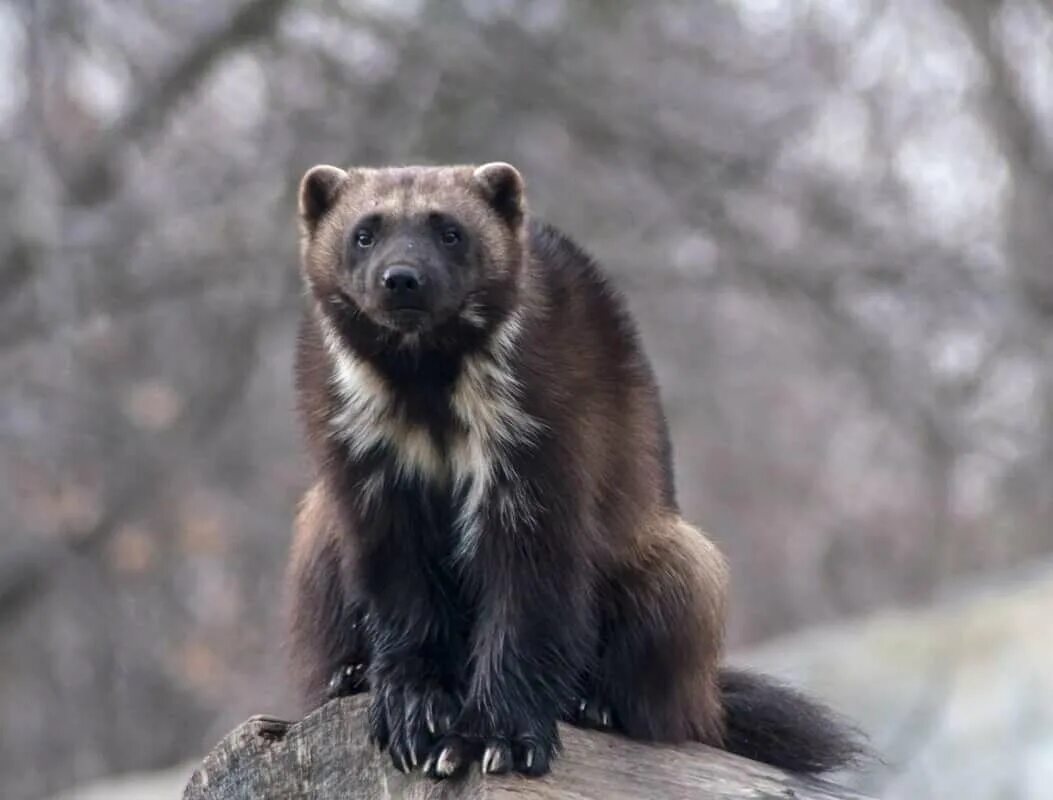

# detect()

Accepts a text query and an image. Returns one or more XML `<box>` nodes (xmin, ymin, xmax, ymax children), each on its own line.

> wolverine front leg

<box><xmin>360</xmin><ymin>533</ymin><xmax>466</xmax><ymax>773</ymax></box>
<box><xmin>426</xmin><ymin>504</ymin><xmax>596</xmax><ymax>779</ymax></box>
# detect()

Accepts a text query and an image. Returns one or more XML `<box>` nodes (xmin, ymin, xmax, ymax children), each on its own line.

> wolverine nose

<box><xmin>381</xmin><ymin>265</ymin><xmax>424</xmax><ymax>297</ymax></box>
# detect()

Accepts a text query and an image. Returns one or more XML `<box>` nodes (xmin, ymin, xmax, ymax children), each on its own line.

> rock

<box><xmin>737</xmin><ymin>557</ymin><xmax>1053</xmax><ymax>800</ymax></box>
<box><xmin>183</xmin><ymin>696</ymin><xmax>870</xmax><ymax>800</ymax></box>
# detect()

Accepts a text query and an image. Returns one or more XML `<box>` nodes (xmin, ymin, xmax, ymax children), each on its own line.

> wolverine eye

<box><xmin>440</xmin><ymin>228</ymin><xmax>461</xmax><ymax>246</ymax></box>
<box><xmin>354</xmin><ymin>229</ymin><xmax>375</xmax><ymax>248</ymax></box>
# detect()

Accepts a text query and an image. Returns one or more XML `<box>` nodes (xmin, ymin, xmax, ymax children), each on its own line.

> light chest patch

<box><xmin>448</xmin><ymin>313</ymin><xmax>542</xmax><ymax>558</ymax></box>
<box><xmin>319</xmin><ymin>313</ymin><xmax>541</xmax><ymax>554</ymax></box>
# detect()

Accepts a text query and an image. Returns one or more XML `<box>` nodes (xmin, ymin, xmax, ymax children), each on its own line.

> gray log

<box><xmin>183</xmin><ymin>696</ymin><xmax>871</xmax><ymax>800</ymax></box>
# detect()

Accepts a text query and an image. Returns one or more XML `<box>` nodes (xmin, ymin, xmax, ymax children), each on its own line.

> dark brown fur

<box><xmin>286</xmin><ymin>163</ymin><xmax>862</xmax><ymax>778</ymax></box>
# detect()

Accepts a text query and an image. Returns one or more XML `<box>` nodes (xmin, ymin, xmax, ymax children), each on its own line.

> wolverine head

<box><xmin>298</xmin><ymin>163</ymin><xmax>527</xmax><ymax>349</ymax></box>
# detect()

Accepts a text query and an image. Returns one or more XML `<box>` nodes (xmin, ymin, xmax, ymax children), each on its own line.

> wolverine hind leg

<box><xmin>583</xmin><ymin>515</ymin><xmax>728</xmax><ymax>746</ymax></box>
<box><xmin>287</xmin><ymin>482</ymin><xmax>371</xmax><ymax>709</ymax></box>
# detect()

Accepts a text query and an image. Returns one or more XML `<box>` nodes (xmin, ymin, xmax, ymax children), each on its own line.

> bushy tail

<box><xmin>719</xmin><ymin>668</ymin><xmax>866</xmax><ymax>774</ymax></box>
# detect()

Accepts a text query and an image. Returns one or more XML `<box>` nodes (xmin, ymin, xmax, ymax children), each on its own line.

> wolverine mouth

<box><xmin>386</xmin><ymin>307</ymin><xmax>429</xmax><ymax>331</ymax></box>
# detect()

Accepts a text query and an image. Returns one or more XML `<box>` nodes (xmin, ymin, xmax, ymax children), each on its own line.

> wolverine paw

<box><xmin>325</xmin><ymin>663</ymin><xmax>369</xmax><ymax>699</ymax></box>
<box><xmin>423</xmin><ymin>709</ymin><xmax>557</xmax><ymax>779</ymax></box>
<box><xmin>570</xmin><ymin>696</ymin><xmax>616</xmax><ymax>731</ymax></box>
<box><xmin>423</xmin><ymin>733</ymin><xmax>553</xmax><ymax>779</ymax></box>
<box><xmin>368</xmin><ymin>680</ymin><xmax>459</xmax><ymax>773</ymax></box>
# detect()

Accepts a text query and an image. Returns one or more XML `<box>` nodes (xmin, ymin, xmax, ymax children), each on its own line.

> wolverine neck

<box><xmin>315</xmin><ymin>302</ymin><xmax>530</xmax><ymax>454</ymax></box>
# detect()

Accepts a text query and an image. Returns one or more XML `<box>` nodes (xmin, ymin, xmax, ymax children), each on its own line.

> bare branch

<box><xmin>0</xmin><ymin>305</ymin><xmax>277</xmax><ymax>625</ymax></box>
<box><xmin>63</xmin><ymin>0</ymin><xmax>295</xmax><ymax>205</ymax></box>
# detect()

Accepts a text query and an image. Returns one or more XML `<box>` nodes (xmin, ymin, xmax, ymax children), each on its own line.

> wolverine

<box><xmin>287</xmin><ymin>162</ymin><xmax>862</xmax><ymax>779</ymax></box>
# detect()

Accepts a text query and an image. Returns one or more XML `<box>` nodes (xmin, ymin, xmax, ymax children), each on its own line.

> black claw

<box><xmin>387</xmin><ymin>730</ymin><xmax>413</xmax><ymax>771</ymax></box>
<box><xmin>571</xmin><ymin>696</ymin><xmax>616</xmax><ymax>731</ymax></box>
<box><xmin>326</xmin><ymin>663</ymin><xmax>369</xmax><ymax>699</ymax></box>
<box><xmin>513</xmin><ymin>740</ymin><xmax>551</xmax><ymax>777</ymax></box>
<box><xmin>425</xmin><ymin>736</ymin><xmax>473</xmax><ymax>780</ymax></box>
<box><xmin>423</xmin><ymin>691</ymin><xmax>458</xmax><ymax>737</ymax></box>
<box><xmin>389</xmin><ymin>743</ymin><xmax>412</xmax><ymax>773</ymax></box>
<box><xmin>481</xmin><ymin>741</ymin><xmax>512</xmax><ymax>775</ymax></box>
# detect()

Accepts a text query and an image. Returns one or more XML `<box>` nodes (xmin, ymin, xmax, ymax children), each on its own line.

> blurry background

<box><xmin>1</xmin><ymin>1</ymin><xmax>1051</xmax><ymax>798</ymax></box>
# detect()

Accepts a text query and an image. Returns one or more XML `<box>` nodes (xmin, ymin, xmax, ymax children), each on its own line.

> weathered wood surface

<box><xmin>184</xmin><ymin>696</ymin><xmax>871</xmax><ymax>800</ymax></box>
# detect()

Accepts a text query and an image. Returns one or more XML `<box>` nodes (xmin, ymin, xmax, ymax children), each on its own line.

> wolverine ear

<box><xmin>472</xmin><ymin>162</ymin><xmax>525</xmax><ymax>226</ymax></box>
<box><xmin>299</xmin><ymin>165</ymin><xmax>348</xmax><ymax>228</ymax></box>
